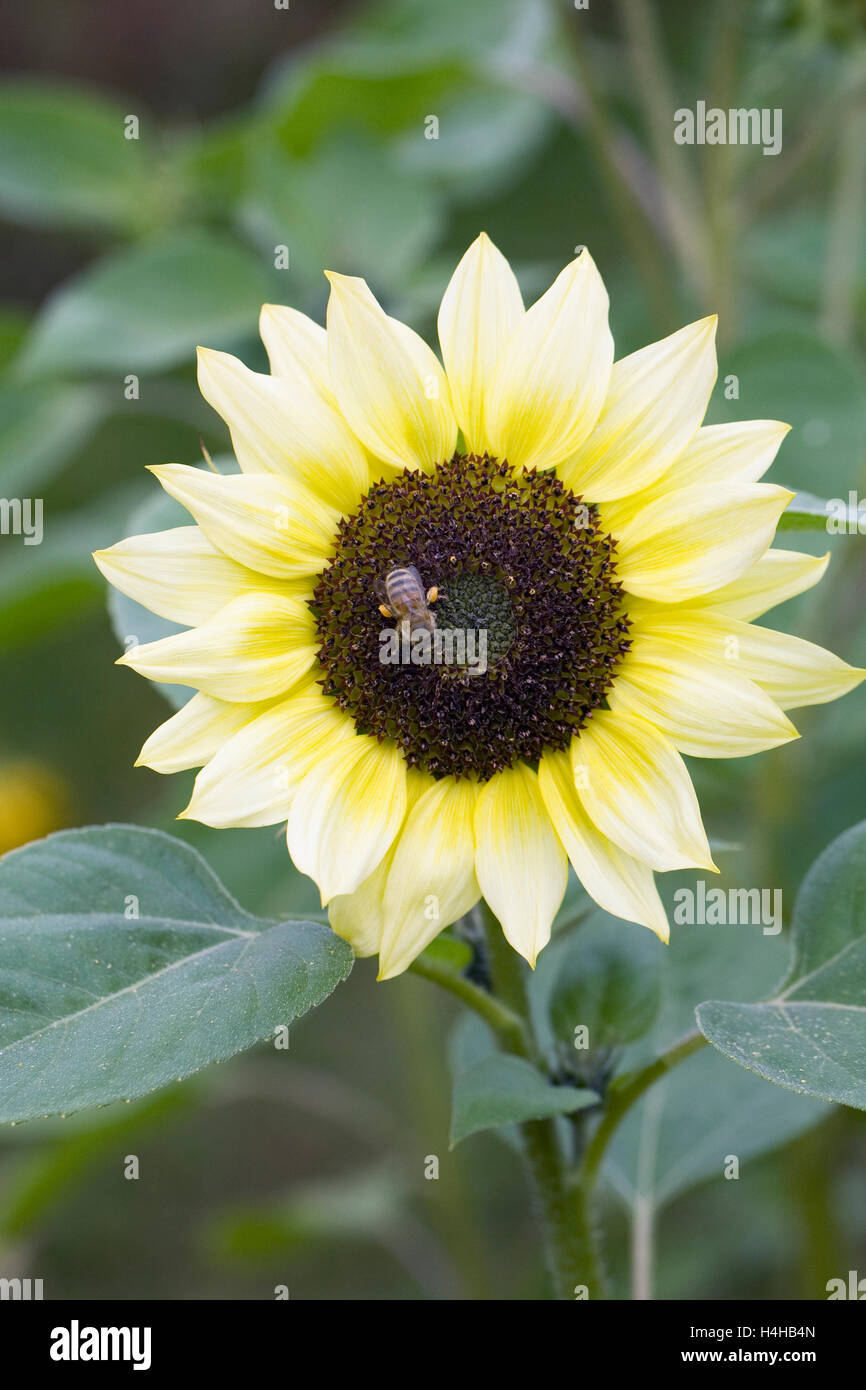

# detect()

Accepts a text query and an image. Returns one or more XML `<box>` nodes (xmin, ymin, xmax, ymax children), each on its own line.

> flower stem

<box><xmin>579</xmin><ymin>1028</ymin><xmax>706</xmax><ymax>1189</ymax></box>
<box><xmin>478</xmin><ymin>904</ymin><xmax>607</xmax><ymax>1299</ymax></box>
<box><xmin>616</xmin><ymin>0</ymin><xmax>712</xmax><ymax>301</ymax></box>
<box><xmin>820</xmin><ymin>84</ymin><xmax>866</xmax><ymax>346</ymax></box>
<box><xmin>557</xmin><ymin>8</ymin><xmax>676</xmax><ymax>333</ymax></box>
<box><xmin>408</xmin><ymin>955</ymin><xmax>529</xmax><ymax>1054</ymax></box>
<box><xmin>415</xmin><ymin>920</ymin><xmax>707</xmax><ymax>1298</ymax></box>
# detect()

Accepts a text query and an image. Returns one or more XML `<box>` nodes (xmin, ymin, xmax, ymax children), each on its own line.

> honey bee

<box><xmin>377</xmin><ymin>565</ymin><xmax>439</xmax><ymax>639</ymax></box>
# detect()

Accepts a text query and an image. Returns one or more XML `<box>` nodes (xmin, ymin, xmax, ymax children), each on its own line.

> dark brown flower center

<box><xmin>311</xmin><ymin>453</ymin><xmax>631</xmax><ymax>781</ymax></box>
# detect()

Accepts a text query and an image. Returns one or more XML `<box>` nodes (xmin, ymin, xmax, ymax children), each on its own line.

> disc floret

<box><xmin>312</xmin><ymin>453</ymin><xmax>632</xmax><ymax>780</ymax></box>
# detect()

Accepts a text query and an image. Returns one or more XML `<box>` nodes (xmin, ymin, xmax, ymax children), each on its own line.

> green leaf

<box><xmin>533</xmin><ymin>917</ymin><xmax>661</xmax><ymax>1056</ymax></box>
<box><xmin>0</xmin><ymin>824</ymin><xmax>353</xmax><ymax>1124</ymax></box>
<box><xmin>0</xmin><ymin>485</ymin><xmax>144</xmax><ymax>651</ymax></box>
<box><xmin>395</xmin><ymin>85</ymin><xmax>551</xmax><ymax>201</ymax></box>
<box><xmin>208</xmin><ymin>1166</ymin><xmax>406</xmax><ymax>1260</ymax></box>
<box><xmin>743</xmin><ymin>211</ymin><xmax>866</xmax><ymax>319</ymax></box>
<box><xmin>242</xmin><ymin>133</ymin><xmax>443</xmax><ymax>302</ymax></box>
<box><xmin>0</xmin><ymin>81</ymin><xmax>151</xmax><ymax>232</ymax></box>
<box><xmin>603</xmin><ymin>899</ymin><xmax>829</xmax><ymax>1209</ymax></box>
<box><xmin>698</xmin><ymin>819</ymin><xmax>866</xmax><ymax>1109</ymax></box>
<box><xmin>0</xmin><ymin>308</ymin><xmax>29</xmax><ymax>372</ymax></box>
<box><xmin>608</xmin><ymin>1047</ymin><xmax>830</xmax><ymax>1209</ymax></box>
<box><xmin>0</xmin><ymin>381</ymin><xmax>107</xmax><ymax>495</ymax></box>
<box><xmin>418</xmin><ymin>932</ymin><xmax>472</xmax><ymax>973</ymax></box>
<box><xmin>450</xmin><ymin>1053</ymin><xmax>596</xmax><ymax>1147</ymax></box>
<box><xmin>263</xmin><ymin>51</ymin><xmax>464</xmax><ymax>157</ymax></box>
<box><xmin>0</xmin><ymin>1090</ymin><xmax>193</xmax><ymax>1238</ymax></box>
<box><xmin>776</xmin><ymin>490</ymin><xmax>861</xmax><ymax>533</ymax></box>
<box><xmin>15</xmin><ymin>231</ymin><xmax>274</xmax><ymax>379</ymax></box>
<box><xmin>709</xmin><ymin>331</ymin><xmax>866</xmax><ymax>499</ymax></box>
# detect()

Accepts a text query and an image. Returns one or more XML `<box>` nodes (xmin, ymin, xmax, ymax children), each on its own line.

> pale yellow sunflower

<box><xmin>94</xmin><ymin>234</ymin><xmax>864</xmax><ymax>979</ymax></box>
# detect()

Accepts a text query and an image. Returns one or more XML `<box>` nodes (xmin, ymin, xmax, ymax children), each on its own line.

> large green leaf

<box><xmin>0</xmin><ymin>382</ymin><xmax>107</xmax><ymax>494</ymax></box>
<box><xmin>262</xmin><ymin>51</ymin><xmax>465</xmax><ymax>157</ymax></box>
<box><xmin>450</xmin><ymin>1053</ymin><xmax>596</xmax><ymax>1147</ymax></box>
<box><xmin>15</xmin><ymin>231</ymin><xmax>274</xmax><ymax>378</ymax></box>
<box><xmin>0</xmin><ymin>825</ymin><xmax>353</xmax><ymax>1124</ymax></box>
<box><xmin>208</xmin><ymin>1166</ymin><xmax>407</xmax><ymax>1260</ymax></box>
<box><xmin>0</xmin><ymin>81</ymin><xmax>151</xmax><ymax>232</ymax></box>
<box><xmin>0</xmin><ymin>1090</ymin><xmax>193</xmax><ymax>1238</ymax></box>
<box><xmin>532</xmin><ymin>916</ymin><xmax>662</xmax><ymax>1061</ymax></box>
<box><xmin>394</xmin><ymin>85</ymin><xmax>551</xmax><ymax>201</ymax></box>
<box><xmin>242</xmin><ymin>133</ymin><xmax>444</xmax><ymax>303</ymax></box>
<box><xmin>698</xmin><ymin>819</ymin><xmax>866</xmax><ymax>1109</ymax></box>
<box><xmin>607</xmin><ymin>1046</ymin><xmax>829</xmax><ymax>1210</ymax></box>
<box><xmin>0</xmin><ymin>485</ymin><xmax>145</xmax><ymax>651</ymax></box>
<box><xmin>743</xmin><ymin>211</ymin><xmax>866</xmax><ymax>319</ymax></box>
<box><xmin>604</xmin><ymin>898</ymin><xmax>829</xmax><ymax>1209</ymax></box>
<box><xmin>708</xmin><ymin>331</ymin><xmax>866</xmax><ymax>499</ymax></box>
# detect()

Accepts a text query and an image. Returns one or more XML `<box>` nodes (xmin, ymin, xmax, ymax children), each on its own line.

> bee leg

<box><xmin>378</xmin><ymin>604</ymin><xmax>393</xmax><ymax>619</ymax></box>
<box><xmin>426</xmin><ymin>586</ymin><xmax>439</xmax><ymax>604</ymax></box>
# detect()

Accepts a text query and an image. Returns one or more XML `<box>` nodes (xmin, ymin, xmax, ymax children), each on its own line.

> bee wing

<box><xmin>405</xmin><ymin>565</ymin><xmax>424</xmax><ymax>589</ymax></box>
<box><xmin>373</xmin><ymin>576</ymin><xmax>389</xmax><ymax>603</ymax></box>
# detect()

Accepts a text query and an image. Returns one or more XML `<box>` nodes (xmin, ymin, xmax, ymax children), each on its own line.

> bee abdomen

<box><xmin>385</xmin><ymin>567</ymin><xmax>423</xmax><ymax>606</ymax></box>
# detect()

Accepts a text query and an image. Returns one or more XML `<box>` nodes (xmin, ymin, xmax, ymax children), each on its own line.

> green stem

<box><xmin>409</xmin><ymin>955</ymin><xmax>530</xmax><ymax>1055</ymax></box>
<box><xmin>702</xmin><ymin>0</ymin><xmax>746</xmax><ymax>343</ymax></box>
<box><xmin>558</xmin><ymin>4</ymin><xmax>676</xmax><ymax>333</ymax></box>
<box><xmin>416</xmin><ymin>920</ymin><xmax>708</xmax><ymax>1297</ymax></box>
<box><xmin>820</xmin><ymin>83</ymin><xmax>866</xmax><ymax>346</ymax></box>
<box><xmin>580</xmin><ymin>1029</ymin><xmax>706</xmax><ymax>1188</ymax></box>
<box><xmin>479</xmin><ymin>904</ymin><xmax>607</xmax><ymax>1299</ymax></box>
<box><xmin>616</xmin><ymin>0</ymin><xmax>711</xmax><ymax>301</ymax></box>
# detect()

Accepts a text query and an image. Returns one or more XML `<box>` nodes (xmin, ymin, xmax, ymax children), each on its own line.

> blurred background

<box><xmin>0</xmin><ymin>0</ymin><xmax>864</xmax><ymax>1299</ymax></box>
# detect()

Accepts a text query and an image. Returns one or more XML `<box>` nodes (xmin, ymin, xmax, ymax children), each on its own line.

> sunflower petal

<box><xmin>484</xmin><ymin>249</ymin><xmax>612</xmax><ymax>472</ymax></box>
<box><xmin>328</xmin><ymin>768</ymin><xmax>433</xmax><ymax>959</ymax></box>
<box><xmin>634</xmin><ymin>610</ymin><xmax>866</xmax><ymax>711</ymax></box>
<box><xmin>377</xmin><ymin>777</ymin><xmax>480</xmax><ymax>980</ymax></box>
<box><xmin>325</xmin><ymin>272</ymin><xmax>456</xmax><ymax>471</ymax></box>
<box><xmin>538</xmin><ymin>749</ymin><xmax>669</xmax><ymax>941</ymax></box>
<box><xmin>196</xmin><ymin>345</ymin><xmax>370</xmax><ymax>511</ymax></box>
<box><xmin>287</xmin><ymin>736</ymin><xmax>407</xmax><ymax>903</ymax></box>
<box><xmin>94</xmin><ymin>526</ymin><xmax>302</xmax><ymax>626</ymax></box>
<box><xmin>149</xmin><ymin>465</ymin><xmax>337</xmax><ymax>581</ymax></box>
<box><xmin>559</xmin><ymin>316</ymin><xmax>717</xmax><ymax>503</ymax></box>
<box><xmin>259</xmin><ymin>303</ymin><xmax>333</xmax><ymax>401</ymax></box>
<box><xmin>615</xmin><ymin>482</ymin><xmax>793</xmax><ymax>601</ymax></box>
<box><xmin>573</xmin><ymin>710</ymin><xmax>715</xmax><ymax>871</ymax></box>
<box><xmin>136</xmin><ymin>692</ymin><xmax>269</xmax><ymax>773</ymax></box>
<box><xmin>474</xmin><ymin>763</ymin><xmax>567</xmax><ymax>967</ymax></box>
<box><xmin>609</xmin><ymin>634</ymin><xmax>798</xmax><ymax>757</ymax></box>
<box><xmin>437</xmin><ymin>232</ymin><xmax>524</xmax><ymax>455</ymax></box>
<box><xmin>182</xmin><ymin>687</ymin><xmax>353</xmax><ymax>828</ymax></box>
<box><xmin>659</xmin><ymin>419</ymin><xmax>789</xmax><ymax>491</ymax></box>
<box><xmin>116</xmin><ymin>592</ymin><xmax>317</xmax><ymax>702</ymax></box>
<box><xmin>682</xmin><ymin>548</ymin><xmax>831</xmax><ymax>621</ymax></box>
<box><xmin>599</xmin><ymin>418</ymin><xmax>790</xmax><ymax>534</ymax></box>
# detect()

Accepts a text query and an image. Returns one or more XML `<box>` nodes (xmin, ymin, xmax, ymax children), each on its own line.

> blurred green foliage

<box><xmin>0</xmin><ymin>0</ymin><xmax>864</xmax><ymax>1300</ymax></box>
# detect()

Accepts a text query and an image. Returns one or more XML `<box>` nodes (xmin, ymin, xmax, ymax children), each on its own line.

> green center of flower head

<box><xmin>311</xmin><ymin>453</ymin><xmax>632</xmax><ymax>781</ymax></box>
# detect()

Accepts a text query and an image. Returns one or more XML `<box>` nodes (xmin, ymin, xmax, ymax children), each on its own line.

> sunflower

<box><xmin>94</xmin><ymin>234</ymin><xmax>864</xmax><ymax>979</ymax></box>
